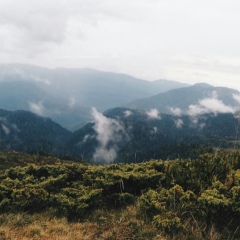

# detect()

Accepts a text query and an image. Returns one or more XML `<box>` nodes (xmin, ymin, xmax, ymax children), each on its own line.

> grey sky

<box><xmin>0</xmin><ymin>0</ymin><xmax>240</xmax><ymax>90</ymax></box>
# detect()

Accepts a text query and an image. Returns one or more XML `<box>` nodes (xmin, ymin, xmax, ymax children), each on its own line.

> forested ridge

<box><xmin>0</xmin><ymin>151</ymin><xmax>239</xmax><ymax>239</ymax></box>
<box><xmin>1</xmin><ymin>107</ymin><xmax>240</xmax><ymax>165</ymax></box>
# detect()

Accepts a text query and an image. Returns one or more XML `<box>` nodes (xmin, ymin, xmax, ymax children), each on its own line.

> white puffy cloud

<box><xmin>188</xmin><ymin>92</ymin><xmax>235</xmax><ymax>116</ymax></box>
<box><xmin>188</xmin><ymin>104</ymin><xmax>206</xmax><ymax>116</ymax></box>
<box><xmin>233</xmin><ymin>93</ymin><xmax>240</xmax><ymax>104</ymax></box>
<box><xmin>92</xmin><ymin>107</ymin><xmax>124</xmax><ymax>146</ymax></box>
<box><xmin>146</xmin><ymin>109</ymin><xmax>160</xmax><ymax>119</ymax></box>
<box><xmin>175</xmin><ymin>119</ymin><xmax>183</xmax><ymax>128</ymax></box>
<box><xmin>93</xmin><ymin>148</ymin><xmax>117</xmax><ymax>164</ymax></box>
<box><xmin>124</xmin><ymin>110</ymin><xmax>132</xmax><ymax>117</ymax></box>
<box><xmin>91</xmin><ymin>107</ymin><xmax>125</xmax><ymax>163</ymax></box>
<box><xmin>169</xmin><ymin>107</ymin><xmax>182</xmax><ymax>116</ymax></box>
<box><xmin>29</xmin><ymin>101</ymin><xmax>46</xmax><ymax>116</ymax></box>
<box><xmin>199</xmin><ymin>98</ymin><xmax>235</xmax><ymax>113</ymax></box>
<box><xmin>150</xmin><ymin>126</ymin><xmax>158</xmax><ymax>134</ymax></box>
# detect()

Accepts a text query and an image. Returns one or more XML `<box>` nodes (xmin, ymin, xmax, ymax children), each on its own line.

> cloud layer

<box><xmin>0</xmin><ymin>0</ymin><xmax>240</xmax><ymax>90</ymax></box>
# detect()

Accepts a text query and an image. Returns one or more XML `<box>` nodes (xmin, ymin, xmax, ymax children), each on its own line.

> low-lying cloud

<box><xmin>29</xmin><ymin>101</ymin><xmax>46</xmax><ymax>116</ymax></box>
<box><xmin>175</xmin><ymin>119</ymin><xmax>183</xmax><ymax>128</ymax></box>
<box><xmin>233</xmin><ymin>93</ymin><xmax>240</xmax><ymax>105</ymax></box>
<box><xmin>124</xmin><ymin>110</ymin><xmax>132</xmax><ymax>117</ymax></box>
<box><xmin>188</xmin><ymin>93</ymin><xmax>235</xmax><ymax>116</ymax></box>
<box><xmin>150</xmin><ymin>126</ymin><xmax>158</xmax><ymax>134</ymax></box>
<box><xmin>169</xmin><ymin>107</ymin><xmax>182</xmax><ymax>116</ymax></box>
<box><xmin>1</xmin><ymin>124</ymin><xmax>10</xmax><ymax>135</ymax></box>
<box><xmin>68</xmin><ymin>96</ymin><xmax>77</xmax><ymax>109</ymax></box>
<box><xmin>91</xmin><ymin>107</ymin><xmax>126</xmax><ymax>163</ymax></box>
<box><xmin>146</xmin><ymin>109</ymin><xmax>161</xmax><ymax>119</ymax></box>
<box><xmin>93</xmin><ymin>148</ymin><xmax>117</xmax><ymax>164</ymax></box>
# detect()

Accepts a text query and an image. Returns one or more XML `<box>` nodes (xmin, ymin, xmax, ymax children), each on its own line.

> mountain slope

<box><xmin>125</xmin><ymin>84</ymin><xmax>240</xmax><ymax>114</ymax></box>
<box><xmin>0</xmin><ymin>63</ymin><xmax>190</xmax><ymax>129</ymax></box>
<box><xmin>66</xmin><ymin>107</ymin><xmax>240</xmax><ymax>163</ymax></box>
<box><xmin>0</xmin><ymin>81</ymin><xmax>56</xmax><ymax>110</ymax></box>
<box><xmin>0</xmin><ymin>107</ymin><xmax>239</xmax><ymax>163</ymax></box>
<box><xmin>0</xmin><ymin>63</ymin><xmax>189</xmax><ymax>111</ymax></box>
<box><xmin>0</xmin><ymin>109</ymin><xmax>71</xmax><ymax>154</ymax></box>
<box><xmin>0</xmin><ymin>80</ymin><xmax>90</xmax><ymax>129</ymax></box>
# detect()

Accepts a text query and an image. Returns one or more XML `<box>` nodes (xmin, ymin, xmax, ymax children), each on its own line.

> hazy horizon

<box><xmin>0</xmin><ymin>0</ymin><xmax>240</xmax><ymax>90</ymax></box>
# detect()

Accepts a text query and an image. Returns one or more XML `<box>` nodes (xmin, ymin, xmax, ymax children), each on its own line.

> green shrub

<box><xmin>153</xmin><ymin>213</ymin><xmax>184</xmax><ymax>236</ymax></box>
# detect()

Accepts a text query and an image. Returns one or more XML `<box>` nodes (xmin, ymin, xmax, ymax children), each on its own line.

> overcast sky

<box><xmin>0</xmin><ymin>0</ymin><xmax>240</xmax><ymax>90</ymax></box>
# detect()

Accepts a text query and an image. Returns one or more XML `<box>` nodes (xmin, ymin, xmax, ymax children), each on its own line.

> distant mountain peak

<box><xmin>192</xmin><ymin>83</ymin><xmax>213</xmax><ymax>88</ymax></box>
<box><xmin>125</xmin><ymin>84</ymin><xmax>240</xmax><ymax>115</ymax></box>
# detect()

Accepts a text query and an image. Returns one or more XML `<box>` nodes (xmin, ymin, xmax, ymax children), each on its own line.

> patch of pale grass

<box><xmin>0</xmin><ymin>209</ymin><xmax>225</xmax><ymax>240</ymax></box>
<box><xmin>0</xmin><ymin>226</ymin><xmax>11</xmax><ymax>240</ymax></box>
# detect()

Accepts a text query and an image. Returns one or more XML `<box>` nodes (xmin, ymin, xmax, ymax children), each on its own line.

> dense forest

<box><xmin>67</xmin><ymin>110</ymin><xmax>240</xmax><ymax>163</ymax></box>
<box><xmin>0</xmin><ymin>151</ymin><xmax>239</xmax><ymax>239</ymax></box>
<box><xmin>1</xmin><ymin>107</ymin><xmax>240</xmax><ymax>165</ymax></box>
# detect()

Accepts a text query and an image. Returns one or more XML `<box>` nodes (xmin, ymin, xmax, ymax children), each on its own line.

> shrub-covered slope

<box><xmin>0</xmin><ymin>151</ymin><xmax>239</xmax><ymax>239</ymax></box>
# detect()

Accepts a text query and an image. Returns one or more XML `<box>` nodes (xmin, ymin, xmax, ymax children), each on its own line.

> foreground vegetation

<box><xmin>0</xmin><ymin>151</ymin><xmax>240</xmax><ymax>239</ymax></box>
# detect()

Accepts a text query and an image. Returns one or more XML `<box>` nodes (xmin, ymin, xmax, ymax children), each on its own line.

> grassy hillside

<box><xmin>0</xmin><ymin>151</ymin><xmax>239</xmax><ymax>239</ymax></box>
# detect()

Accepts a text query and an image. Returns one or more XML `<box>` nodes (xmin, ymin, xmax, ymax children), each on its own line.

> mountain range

<box><xmin>1</xmin><ymin>63</ymin><xmax>240</xmax><ymax>163</ymax></box>
<box><xmin>126</xmin><ymin>83</ymin><xmax>240</xmax><ymax>115</ymax></box>
<box><xmin>1</xmin><ymin>108</ymin><xmax>239</xmax><ymax>164</ymax></box>
<box><xmin>65</xmin><ymin>107</ymin><xmax>240</xmax><ymax>163</ymax></box>
<box><xmin>0</xmin><ymin>63</ymin><xmax>189</xmax><ymax>129</ymax></box>
<box><xmin>0</xmin><ymin>109</ymin><xmax>71</xmax><ymax>154</ymax></box>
